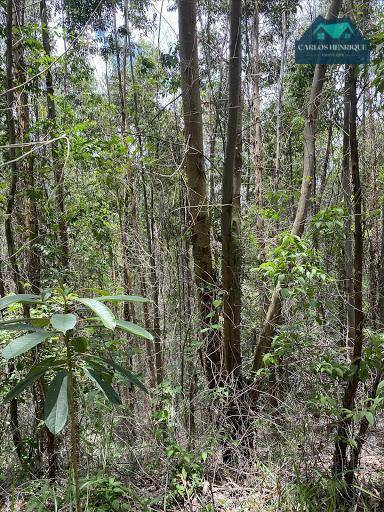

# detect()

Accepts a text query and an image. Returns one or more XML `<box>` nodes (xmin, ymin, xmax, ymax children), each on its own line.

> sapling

<box><xmin>1</xmin><ymin>287</ymin><xmax>152</xmax><ymax>512</ymax></box>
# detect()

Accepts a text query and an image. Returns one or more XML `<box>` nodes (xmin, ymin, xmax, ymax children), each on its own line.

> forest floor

<box><xmin>1</xmin><ymin>433</ymin><xmax>384</xmax><ymax>512</ymax></box>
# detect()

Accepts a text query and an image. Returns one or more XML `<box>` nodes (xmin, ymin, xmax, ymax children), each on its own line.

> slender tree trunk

<box><xmin>342</xmin><ymin>70</ymin><xmax>355</xmax><ymax>343</ymax></box>
<box><xmin>252</xmin><ymin>0</ymin><xmax>263</xmax><ymax>234</ymax></box>
<box><xmin>4</xmin><ymin>0</ymin><xmax>26</xmax><ymax>466</ymax></box>
<box><xmin>367</xmin><ymin>93</ymin><xmax>378</xmax><ymax>327</ymax></box>
<box><xmin>40</xmin><ymin>0</ymin><xmax>69</xmax><ymax>273</ymax></box>
<box><xmin>178</xmin><ymin>0</ymin><xmax>221</xmax><ymax>388</ymax></box>
<box><xmin>5</xmin><ymin>0</ymin><xmax>24</xmax><ymax>297</ymax></box>
<box><xmin>221</xmin><ymin>0</ymin><xmax>242</xmax><ymax>379</ymax></box>
<box><xmin>274</xmin><ymin>9</ymin><xmax>287</xmax><ymax>187</ymax></box>
<box><xmin>333</xmin><ymin>64</ymin><xmax>364</xmax><ymax>489</ymax></box>
<box><xmin>252</xmin><ymin>0</ymin><xmax>342</xmax><ymax>377</ymax></box>
<box><xmin>319</xmin><ymin>123</ymin><xmax>333</xmax><ymax>208</ymax></box>
<box><xmin>40</xmin><ymin>0</ymin><xmax>67</xmax><ymax>479</ymax></box>
<box><xmin>139</xmin><ymin>268</ymin><xmax>156</xmax><ymax>387</ymax></box>
<box><xmin>114</xmin><ymin>1</ymin><xmax>137</xmax><ymax>329</ymax></box>
<box><xmin>124</xmin><ymin>6</ymin><xmax>163</xmax><ymax>384</ymax></box>
<box><xmin>13</xmin><ymin>0</ymin><xmax>43</xmax><ymax>473</ymax></box>
<box><xmin>378</xmin><ymin>204</ymin><xmax>384</xmax><ymax>326</ymax></box>
<box><xmin>113</xmin><ymin>7</ymin><xmax>126</xmax><ymax>132</ymax></box>
<box><xmin>150</xmin><ymin>181</ymin><xmax>163</xmax><ymax>385</ymax></box>
<box><xmin>14</xmin><ymin>23</ymin><xmax>40</xmax><ymax>293</ymax></box>
<box><xmin>251</xmin><ymin>0</ymin><xmax>268</xmax><ymax>336</ymax></box>
<box><xmin>346</xmin><ymin>367</ymin><xmax>383</xmax><ymax>484</ymax></box>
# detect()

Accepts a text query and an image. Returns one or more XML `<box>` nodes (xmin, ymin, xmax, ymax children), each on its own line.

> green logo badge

<box><xmin>295</xmin><ymin>17</ymin><xmax>370</xmax><ymax>64</ymax></box>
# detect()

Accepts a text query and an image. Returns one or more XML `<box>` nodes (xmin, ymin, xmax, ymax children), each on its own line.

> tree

<box><xmin>221</xmin><ymin>0</ymin><xmax>242</xmax><ymax>379</ymax></box>
<box><xmin>252</xmin><ymin>0</ymin><xmax>343</xmax><ymax>377</ymax></box>
<box><xmin>178</xmin><ymin>0</ymin><xmax>221</xmax><ymax>388</ymax></box>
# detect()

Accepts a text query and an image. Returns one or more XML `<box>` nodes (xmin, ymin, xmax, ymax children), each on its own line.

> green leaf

<box><xmin>84</xmin><ymin>368</ymin><xmax>121</xmax><ymax>405</ymax></box>
<box><xmin>95</xmin><ymin>295</ymin><xmax>150</xmax><ymax>303</ymax></box>
<box><xmin>3</xmin><ymin>357</ymin><xmax>62</xmax><ymax>403</ymax></box>
<box><xmin>377</xmin><ymin>380</ymin><xmax>384</xmax><ymax>394</ymax></box>
<box><xmin>0</xmin><ymin>318</ymin><xmax>30</xmax><ymax>325</ymax></box>
<box><xmin>44</xmin><ymin>371</ymin><xmax>69</xmax><ymax>435</ymax></box>
<box><xmin>2</xmin><ymin>331</ymin><xmax>52</xmax><ymax>359</ymax></box>
<box><xmin>364</xmin><ymin>411</ymin><xmax>374</xmax><ymax>426</ymax></box>
<box><xmin>76</xmin><ymin>298</ymin><xmax>116</xmax><ymax>330</ymax></box>
<box><xmin>98</xmin><ymin>357</ymin><xmax>148</xmax><ymax>393</ymax></box>
<box><xmin>280</xmin><ymin>288</ymin><xmax>291</xmax><ymax>299</ymax></box>
<box><xmin>51</xmin><ymin>313</ymin><xmax>77</xmax><ymax>334</ymax></box>
<box><xmin>115</xmin><ymin>319</ymin><xmax>153</xmax><ymax>341</ymax></box>
<box><xmin>30</xmin><ymin>318</ymin><xmax>50</xmax><ymax>327</ymax></box>
<box><xmin>0</xmin><ymin>322</ymin><xmax>44</xmax><ymax>332</ymax></box>
<box><xmin>0</xmin><ymin>294</ymin><xmax>41</xmax><ymax>311</ymax></box>
<box><xmin>3</xmin><ymin>363</ymin><xmax>50</xmax><ymax>402</ymax></box>
<box><xmin>70</xmin><ymin>337</ymin><xmax>88</xmax><ymax>353</ymax></box>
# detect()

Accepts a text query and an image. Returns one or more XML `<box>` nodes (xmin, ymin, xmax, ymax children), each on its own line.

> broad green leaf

<box><xmin>95</xmin><ymin>295</ymin><xmax>150</xmax><ymax>304</ymax></box>
<box><xmin>364</xmin><ymin>411</ymin><xmax>374</xmax><ymax>426</ymax></box>
<box><xmin>115</xmin><ymin>319</ymin><xmax>153</xmax><ymax>341</ymax></box>
<box><xmin>4</xmin><ymin>368</ymin><xmax>47</xmax><ymax>402</ymax></box>
<box><xmin>377</xmin><ymin>380</ymin><xmax>384</xmax><ymax>394</ymax></box>
<box><xmin>99</xmin><ymin>357</ymin><xmax>148</xmax><ymax>393</ymax></box>
<box><xmin>83</xmin><ymin>357</ymin><xmax>114</xmax><ymax>383</ymax></box>
<box><xmin>0</xmin><ymin>317</ymin><xmax>31</xmax><ymax>325</ymax></box>
<box><xmin>4</xmin><ymin>369</ymin><xmax>46</xmax><ymax>402</ymax></box>
<box><xmin>0</xmin><ymin>323</ymin><xmax>44</xmax><ymax>332</ymax></box>
<box><xmin>84</xmin><ymin>368</ymin><xmax>121</xmax><ymax>405</ymax></box>
<box><xmin>70</xmin><ymin>337</ymin><xmax>88</xmax><ymax>353</ymax></box>
<box><xmin>51</xmin><ymin>313</ymin><xmax>77</xmax><ymax>334</ymax></box>
<box><xmin>44</xmin><ymin>371</ymin><xmax>69</xmax><ymax>435</ymax></box>
<box><xmin>3</xmin><ymin>357</ymin><xmax>59</xmax><ymax>402</ymax></box>
<box><xmin>76</xmin><ymin>298</ymin><xmax>116</xmax><ymax>330</ymax></box>
<box><xmin>84</xmin><ymin>287</ymin><xmax>109</xmax><ymax>296</ymax></box>
<box><xmin>0</xmin><ymin>317</ymin><xmax>50</xmax><ymax>328</ymax></box>
<box><xmin>40</xmin><ymin>290</ymin><xmax>52</xmax><ymax>301</ymax></box>
<box><xmin>2</xmin><ymin>331</ymin><xmax>52</xmax><ymax>359</ymax></box>
<box><xmin>30</xmin><ymin>318</ymin><xmax>50</xmax><ymax>327</ymax></box>
<box><xmin>0</xmin><ymin>294</ymin><xmax>41</xmax><ymax>311</ymax></box>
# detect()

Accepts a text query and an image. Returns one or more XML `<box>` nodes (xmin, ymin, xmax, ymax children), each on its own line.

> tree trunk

<box><xmin>178</xmin><ymin>0</ymin><xmax>221</xmax><ymax>388</ymax></box>
<box><xmin>367</xmin><ymin>93</ymin><xmax>378</xmax><ymax>327</ymax></box>
<box><xmin>40</xmin><ymin>0</ymin><xmax>67</xmax><ymax>479</ymax></box>
<box><xmin>274</xmin><ymin>8</ymin><xmax>287</xmax><ymax>187</ymax></box>
<box><xmin>40</xmin><ymin>0</ymin><xmax>69</xmax><ymax>273</ymax></box>
<box><xmin>251</xmin><ymin>0</ymin><xmax>268</xmax><ymax>330</ymax></box>
<box><xmin>333</xmin><ymin>64</ymin><xmax>364</xmax><ymax>489</ymax></box>
<box><xmin>342</xmin><ymin>69</ymin><xmax>355</xmax><ymax>343</ymax></box>
<box><xmin>221</xmin><ymin>0</ymin><xmax>242</xmax><ymax>379</ymax></box>
<box><xmin>252</xmin><ymin>0</ymin><xmax>342</xmax><ymax>377</ymax></box>
<box><xmin>378</xmin><ymin>204</ymin><xmax>384</xmax><ymax>326</ymax></box>
<box><xmin>4</xmin><ymin>0</ymin><xmax>25</xmax><ymax>465</ymax></box>
<box><xmin>124</xmin><ymin>6</ymin><xmax>163</xmax><ymax>385</ymax></box>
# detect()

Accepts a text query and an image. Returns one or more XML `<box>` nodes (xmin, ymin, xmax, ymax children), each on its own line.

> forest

<box><xmin>1</xmin><ymin>0</ymin><xmax>384</xmax><ymax>510</ymax></box>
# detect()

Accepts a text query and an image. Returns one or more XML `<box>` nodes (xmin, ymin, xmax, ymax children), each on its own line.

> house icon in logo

<box><xmin>295</xmin><ymin>16</ymin><xmax>370</xmax><ymax>64</ymax></box>
<box><xmin>313</xmin><ymin>21</ymin><xmax>354</xmax><ymax>41</ymax></box>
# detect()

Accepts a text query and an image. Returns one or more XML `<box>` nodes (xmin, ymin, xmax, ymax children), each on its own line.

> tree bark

<box><xmin>342</xmin><ymin>69</ymin><xmax>355</xmax><ymax>342</ymax></box>
<box><xmin>274</xmin><ymin>8</ymin><xmax>287</xmax><ymax>187</ymax></box>
<box><xmin>4</xmin><ymin>0</ymin><xmax>25</xmax><ymax>466</ymax></box>
<box><xmin>251</xmin><ymin>0</ymin><xmax>268</xmax><ymax>329</ymax></box>
<box><xmin>40</xmin><ymin>0</ymin><xmax>69</xmax><ymax>273</ymax></box>
<box><xmin>252</xmin><ymin>0</ymin><xmax>342</xmax><ymax>377</ymax></box>
<box><xmin>178</xmin><ymin>0</ymin><xmax>221</xmax><ymax>388</ymax></box>
<box><xmin>221</xmin><ymin>0</ymin><xmax>242</xmax><ymax>379</ymax></box>
<box><xmin>39</xmin><ymin>0</ymin><xmax>66</xmax><ymax>479</ymax></box>
<box><xmin>378</xmin><ymin>204</ymin><xmax>384</xmax><ymax>326</ymax></box>
<box><xmin>333</xmin><ymin>64</ymin><xmax>364</xmax><ymax>487</ymax></box>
